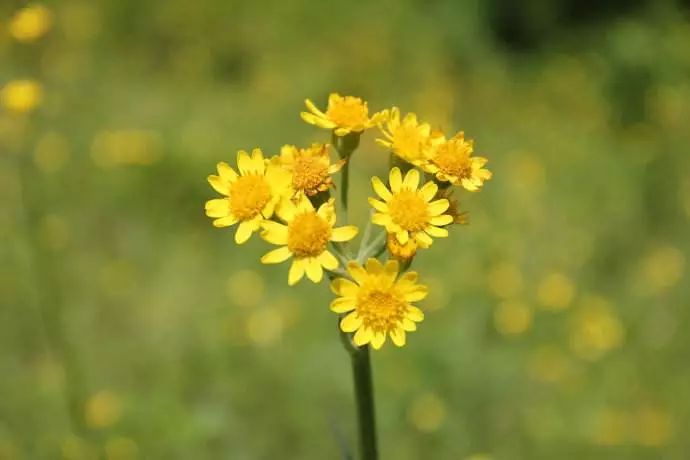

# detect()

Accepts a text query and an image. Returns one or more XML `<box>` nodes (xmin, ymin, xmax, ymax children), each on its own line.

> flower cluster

<box><xmin>205</xmin><ymin>93</ymin><xmax>491</xmax><ymax>349</ymax></box>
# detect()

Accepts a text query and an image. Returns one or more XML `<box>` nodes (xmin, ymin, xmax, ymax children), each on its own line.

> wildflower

<box><xmin>330</xmin><ymin>258</ymin><xmax>427</xmax><ymax>349</ymax></box>
<box><xmin>279</xmin><ymin>143</ymin><xmax>344</xmax><ymax>197</ymax></box>
<box><xmin>9</xmin><ymin>5</ymin><xmax>53</xmax><ymax>42</ymax></box>
<box><xmin>376</xmin><ymin>108</ymin><xmax>439</xmax><ymax>165</ymax></box>
<box><xmin>205</xmin><ymin>149</ymin><xmax>291</xmax><ymax>244</ymax></box>
<box><xmin>387</xmin><ymin>233</ymin><xmax>417</xmax><ymax>262</ymax></box>
<box><xmin>260</xmin><ymin>198</ymin><xmax>358</xmax><ymax>285</ymax></box>
<box><xmin>301</xmin><ymin>93</ymin><xmax>388</xmax><ymax>137</ymax></box>
<box><xmin>1</xmin><ymin>80</ymin><xmax>43</xmax><ymax>114</ymax></box>
<box><xmin>424</xmin><ymin>132</ymin><xmax>492</xmax><ymax>191</ymax></box>
<box><xmin>369</xmin><ymin>167</ymin><xmax>453</xmax><ymax>248</ymax></box>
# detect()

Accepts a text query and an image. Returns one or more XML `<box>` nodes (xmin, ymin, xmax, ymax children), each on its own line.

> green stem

<box><xmin>350</xmin><ymin>345</ymin><xmax>378</xmax><ymax>460</ymax></box>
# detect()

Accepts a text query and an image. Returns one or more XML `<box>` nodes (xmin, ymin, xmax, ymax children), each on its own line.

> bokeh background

<box><xmin>2</xmin><ymin>0</ymin><xmax>690</xmax><ymax>459</ymax></box>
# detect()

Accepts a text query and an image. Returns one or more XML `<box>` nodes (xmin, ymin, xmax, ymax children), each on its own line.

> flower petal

<box><xmin>390</xmin><ymin>328</ymin><xmax>406</xmax><ymax>347</ymax></box>
<box><xmin>347</xmin><ymin>261</ymin><xmax>368</xmax><ymax>285</ymax></box>
<box><xmin>331</xmin><ymin>225</ymin><xmax>358</xmax><ymax>242</ymax></box>
<box><xmin>370</xmin><ymin>332</ymin><xmax>386</xmax><ymax>350</ymax></box>
<box><xmin>260</xmin><ymin>221</ymin><xmax>289</xmax><ymax>245</ymax></box>
<box><xmin>404</xmin><ymin>285</ymin><xmax>428</xmax><ymax>302</ymax></box>
<box><xmin>288</xmin><ymin>259</ymin><xmax>306</xmax><ymax>286</ymax></box>
<box><xmin>402</xmin><ymin>169</ymin><xmax>420</xmax><ymax>190</ymax></box>
<box><xmin>208</xmin><ymin>175</ymin><xmax>230</xmax><ymax>195</ymax></box>
<box><xmin>305</xmin><ymin>257</ymin><xmax>324</xmax><ymax>283</ymax></box>
<box><xmin>365</xmin><ymin>258</ymin><xmax>383</xmax><ymax>274</ymax></box>
<box><xmin>318</xmin><ymin>250</ymin><xmax>339</xmax><ymax>270</ymax></box>
<box><xmin>419</xmin><ymin>181</ymin><xmax>438</xmax><ymax>201</ymax></box>
<box><xmin>217</xmin><ymin>162</ymin><xmax>238</xmax><ymax>183</ymax></box>
<box><xmin>425</xmin><ymin>225</ymin><xmax>449</xmax><ymax>238</ymax></box>
<box><xmin>331</xmin><ymin>278</ymin><xmax>359</xmax><ymax>297</ymax></box>
<box><xmin>237</xmin><ymin>150</ymin><xmax>253</xmax><ymax>175</ymax></box>
<box><xmin>429</xmin><ymin>215</ymin><xmax>453</xmax><ymax>226</ymax></box>
<box><xmin>340</xmin><ymin>312</ymin><xmax>362</xmax><ymax>332</ymax></box>
<box><xmin>371</xmin><ymin>177</ymin><xmax>392</xmax><ymax>201</ymax></box>
<box><xmin>261</xmin><ymin>246</ymin><xmax>292</xmax><ymax>264</ymax></box>
<box><xmin>428</xmin><ymin>199</ymin><xmax>450</xmax><ymax>216</ymax></box>
<box><xmin>353</xmin><ymin>327</ymin><xmax>372</xmax><ymax>346</ymax></box>
<box><xmin>235</xmin><ymin>219</ymin><xmax>257</xmax><ymax>244</ymax></box>
<box><xmin>368</xmin><ymin>197</ymin><xmax>388</xmax><ymax>213</ymax></box>
<box><xmin>414</xmin><ymin>231</ymin><xmax>433</xmax><ymax>248</ymax></box>
<box><xmin>406</xmin><ymin>306</ymin><xmax>425</xmax><ymax>322</ymax></box>
<box><xmin>205</xmin><ymin>198</ymin><xmax>229</xmax><ymax>218</ymax></box>
<box><xmin>389</xmin><ymin>167</ymin><xmax>402</xmax><ymax>193</ymax></box>
<box><xmin>401</xmin><ymin>318</ymin><xmax>417</xmax><ymax>331</ymax></box>
<box><xmin>213</xmin><ymin>215</ymin><xmax>238</xmax><ymax>228</ymax></box>
<box><xmin>330</xmin><ymin>296</ymin><xmax>356</xmax><ymax>313</ymax></box>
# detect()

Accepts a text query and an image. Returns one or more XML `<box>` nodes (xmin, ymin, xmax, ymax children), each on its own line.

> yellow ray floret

<box><xmin>301</xmin><ymin>93</ymin><xmax>388</xmax><ymax>137</ymax></box>
<box><xmin>368</xmin><ymin>167</ymin><xmax>454</xmax><ymax>248</ymax></box>
<box><xmin>423</xmin><ymin>132</ymin><xmax>492</xmax><ymax>191</ymax></box>
<box><xmin>330</xmin><ymin>258</ymin><xmax>427</xmax><ymax>349</ymax></box>
<box><xmin>279</xmin><ymin>143</ymin><xmax>345</xmax><ymax>197</ymax></box>
<box><xmin>260</xmin><ymin>198</ymin><xmax>358</xmax><ymax>285</ymax></box>
<box><xmin>205</xmin><ymin>149</ymin><xmax>291</xmax><ymax>244</ymax></box>
<box><xmin>376</xmin><ymin>107</ymin><xmax>440</xmax><ymax>165</ymax></box>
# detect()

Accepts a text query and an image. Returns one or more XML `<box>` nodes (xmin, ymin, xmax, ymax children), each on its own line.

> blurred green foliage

<box><xmin>1</xmin><ymin>0</ymin><xmax>690</xmax><ymax>459</ymax></box>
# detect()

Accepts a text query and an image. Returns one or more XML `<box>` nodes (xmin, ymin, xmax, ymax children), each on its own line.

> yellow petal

<box><xmin>318</xmin><ymin>250</ymin><xmax>339</xmax><ymax>270</ymax></box>
<box><xmin>371</xmin><ymin>213</ymin><xmax>390</xmax><ymax>227</ymax></box>
<box><xmin>237</xmin><ymin>150</ymin><xmax>253</xmax><ymax>175</ymax></box>
<box><xmin>208</xmin><ymin>175</ymin><xmax>230</xmax><ymax>195</ymax></box>
<box><xmin>276</xmin><ymin>198</ymin><xmax>297</xmax><ymax>222</ymax></box>
<box><xmin>250</xmin><ymin>148</ymin><xmax>266</xmax><ymax>174</ymax></box>
<box><xmin>401</xmin><ymin>318</ymin><xmax>417</xmax><ymax>331</ymax></box>
<box><xmin>261</xmin><ymin>246</ymin><xmax>292</xmax><ymax>264</ymax></box>
<box><xmin>428</xmin><ymin>199</ymin><xmax>450</xmax><ymax>216</ymax></box>
<box><xmin>406</xmin><ymin>306</ymin><xmax>425</xmax><ymax>322</ymax></box>
<box><xmin>398</xmin><ymin>271</ymin><xmax>418</xmax><ymax>284</ymax></box>
<box><xmin>288</xmin><ymin>259</ymin><xmax>306</xmax><ymax>285</ymax></box>
<box><xmin>425</xmin><ymin>226</ymin><xmax>449</xmax><ymax>238</ymax></box>
<box><xmin>235</xmin><ymin>219</ymin><xmax>256</xmax><ymax>244</ymax></box>
<box><xmin>415</xmin><ymin>231</ymin><xmax>433</xmax><ymax>248</ymax></box>
<box><xmin>347</xmin><ymin>261</ymin><xmax>368</xmax><ymax>285</ymax></box>
<box><xmin>389</xmin><ymin>167</ymin><xmax>402</xmax><ymax>193</ymax></box>
<box><xmin>371</xmin><ymin>176</ymin><xmax>392</xmax><ymax>201</ymax></box>
<box><xmin>260</xmin><ymin>221</ymin><xmax>289</xmax><ymax>245</ymax></box>
<box><xmin>331</xmin><ymin>278</ymin><xmax>359</xmax><ymax>297</ymax></box>
<box><xmin>390</xmin><ymin>328</ymin><xmax>406</xmax><ymax>347</ymax></box>
<box><xmin>217</xmin><ymin>162</ymin><xmax>238</xmax><ymax>183</ymax></box>
<box><xmin>365</xmin><ymin>258</ymin><xmax>383</xmax><ymax>274</ymax></box>
<box><xmin>213</xmin><ymin>215</ymin><xmax>238</xmax><ymax>228</ymax></box>
<box><xmin>334</xmin><ymin>127</ymin><xmax>352</xmax><ymax>136</ymax></box>
<box><xmin>305</xmin><ymin>257</ymin><xmax>323</xmax><ymax>283</ymax></box>
<box><xmin>301</xmin><ymin>112</ymin><xmax>336</xmax><ymax>129</ymax></box>
<box><xmin>404</xmin><ymin>285</ymin><xmax>428</xmax><ymax>302</ymax></box>
<box><xmin>402</xmin><ymin>169</ymin><xmax>420</xmax><ymax>190</ymax></box>
<box><xmin>205</xmin><ymin>198</ymin><xmax>229</xmax><ymax>218</ymax></box>
<box><xmin>353</xmin><ymin>327</ymin><xmax>372</xmax><ymax>346</ymax></box>
<box><xmin>304</xmin><ymin>98</ymin><xmax>327</xmax><ymax>118</ymax></box>
<box><xmin>370</xmin><ymin>332</ymin><xmax>386</xmax><ymax>350</ymax></box>
<box><xmin>419</xmin><ymin>181</ymin><xmax>438</xmax><ymax>201</ymax></box>
<box><xmin>429</xmin><ymin>215</ymin><xmax>453</xmax><ymax>226</ymax></box>
<box><xmin>340</xmin><ymin>312</ymin><xmax>362</xmax><ymax>332</ymax></box>
<box><xmin>330</xmin><ymin>296</ymin><xmax>356</xmax><ymax>313</ymax></box>
<box><xmin>368</xmin><ymin>197</ymin><xmax>388</xmax><ymax>213</ymax></box>
<box><xmin>396</xmin><ymin>230</ymin><xmax>409</xmax><ymax>245</ymax></box>
<box><xmin>331</xmin><ymin>225</ymin><xmax>358</xmax><ymax>242</ymax></box>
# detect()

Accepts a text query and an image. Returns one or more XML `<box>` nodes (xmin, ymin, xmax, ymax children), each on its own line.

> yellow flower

<box><xmin>387</xmin><ymin>233</ymin><xmax>417</xmax><ymax>262</ymax></box>
<box><xmin>369</xmin><ymin>167</ymin><xmax>453</xmax><ymax>248</ymax></box>
<box><xmin>424</xmin><ymin>132</ymin><xmax>492</xmax><ymax>191</ymax></box>
<box><xmin>260</xmin><ymin>198</ymin><xmax>358</xmax><ymax>285</ymax></box>
<box><xmin>301</xmin><ymin>93</ymin><xmax>388</xmax><ymax>136</ymax></box>
<box><xmin>205</xmin><ymin>149</ymin><xmax>290</xmax><ymax>244</ymax></box>
<box><xmin>1</xmin><ymin>80</ymin><xmax>43</xmax><ymax>114</ymax></box>
<box><xmin>279</xmin><ymin>143</ymin><xmax>344</xmax><ymax>197</ymax></box>
<box><xmin>9</xmin><ymin>5</ymin><xmax>53</xmax><ymax>42</ymax></box>
<box><xmin>330</xmin><ymin>258</ymin><xmax>427</xmax><ymax>349</ymax></box>
<box><xmin>376</xmin><ymin>108</ymin><xmax>439</xmax><ymax>165</ymax></box>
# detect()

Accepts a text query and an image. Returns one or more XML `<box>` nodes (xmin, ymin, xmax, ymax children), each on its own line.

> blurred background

<box><xmin>1</xmin><ymin>0</ymin><xmax>689</xmax><ymax>458</ymax></box>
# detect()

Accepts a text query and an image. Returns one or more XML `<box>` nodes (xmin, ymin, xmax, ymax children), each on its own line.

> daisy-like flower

<box><xmin>330</xmin><ymin>258</ymin><xmax>427</xmax><ymax>349</ymax></box>
<box><xmin>205</xmin><ymin>149</ymin><xmax>291</xmax><ymax>244</ymax></box>
<box><xmin>279</xmin><ymin>143</ymin><xmax>344</xmax><ymax>197</ymax></box>
<box><xmin>260</xmin><ymin>198</ymin><xmax>358</xmax><ymax>285</ymax></box>
<box><xmin>301</xmin><ymin>93</ymin><xmax>388</xmax><ymax>137</ymax></box>
<box><xmin>369</xmin><ymin>167</ymin><xmax>454</xmax><ymax>248</ymax></box>
<box><xmin>376</xmin><ymin>108</ymin><xmax>440</xmax><ymax>165</ymax></box>
<box><xmin>423</xmin><ymin>132</ymin><xmax>492</xmax><ymax>191</ymax></box>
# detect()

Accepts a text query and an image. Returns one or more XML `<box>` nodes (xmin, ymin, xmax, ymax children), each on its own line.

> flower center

<box><xmin>392</xmin><ymin>125</ymin><xmax>425</xmax><ymax>160</ymax></box>
<box><xmin>356</xmin><ymin>289</ymin><xmax>407</xmax><ymax>332</ymax></box>
<box><xmin>433</xmin><ymin>141</ymin><xmax>472</xmax><ymax>179</ymax></box>
<box><xmin>326</xmin><ymin>97</ymin><xmax>369</xmax><ymax>127</ymax></box>
<box><xmin>229</xmin><ymin>174</ymin><xmax>271</xmax><ymax>220</ymax></box>
<box><xmin>292</xmin><ymin>156</ymin><xmax>329</xmax><ymax>194</ymax></box>
<box><xmin>387</xmin><ymin>190</ymin><xmax>429</xmax><ymax>232</ymax></box>
<box><xmin>287</xmin><ymin>211</ymin><xmax>332</xmax><ymax>257</ymax></box>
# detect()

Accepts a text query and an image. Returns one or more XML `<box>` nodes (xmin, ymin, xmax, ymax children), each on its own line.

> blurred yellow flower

<box><xmin>494</xmin><ymin>300</ymin><xmax>532</xmax><ymax>336</ymax></box>
<box><xmin>260</xmin><ymin>198</ymin><xmax>357</xmax><ymax>285</ymax></box>
<box><xmin>330</xmin><ymin>259</ymin><xmax>427</xmax><ymax>349</ymax></box>
<box><xmin>91</xmin><ymin>129</ymin><xmax>161</xmax><ymax>167</ymax></box>
<box><xmin>376</xmin><ymin>108</ymin><xmax>435</xmax><ymax>165</ymax></box>
<box><xmin>570</xmin><ymin>295</ymin><xmax>625</xmax><ymax>361</ymax></box>
<box><xmin>407</xmin><ymin>392</ymin><xmax>447</xmax><ymax>432</ymax></box>
<box><xmin>301</xmin><ymin>93</ymin><xmax>387</xmax><ymax>137</ymax></box>
<box><xmin>487</xmin><ymin>262</ymin><xmax>523</xmax><ymax>299</ymax></box>
<box><xmin>85</xmin><ymin>390</ymin><xmax>122</xmax><ymax>429</ymax></box>
<box><xmin>369</xmin><ymin>167</ymin><xmax>453</xmax><ymax>248</ymax></box>
<box><xmin>633</xmin><ymin>406</ymin><xmax>674</xmax><ymax>447</ymax></box>
<box><xmin>537</xmin><ymin>271</ymin><xmax>576</xmax><ymax>311</ymax></box>
<box><xmin>1</xmin><ymin>80</ymin><xmax>43</xmax><ymax>114</ymax></box>
<box><xmin>205</xmin><ymin>149</ymin><xmax>291</xmax><ymax>244</ymax></box>
<box><xmin>279</xmin><ymin>143</ymin><xmax>344</xmax><ymax>197</ymax></box>
<box><xmin>8</xmin><ymin>4</ymin><xmax>53</xmax><ymax>42</ymax></box>
<box><xmin>424</xmin><ymin>132</ymin><xmax>492</xmax><ymax>191</ymax></box>
<box><xmin>105</xmin><ymin>437</ymin><xmax>139</xmax><ymax>460</ymax></box>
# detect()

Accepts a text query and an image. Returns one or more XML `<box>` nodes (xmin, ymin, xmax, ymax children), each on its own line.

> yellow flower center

<box><xmin>387</xmin><ymin>190</ymin><xmax>429</xmax><ymax>232</ymax></box>
<box><xmin>392</xmin><ymin>125</ymin><xmax>425</xmax><ymax>159</ymax></box>
<box><xmin>292</xmin><ymin>156</ymin><xmax>329</xmax><ymax>195</ymax></box>
<box><xmin>229</xmin><ymin>174</ymin><xmax>271</xmax><ymax>220</ymax></box>
<box><xmin>432</xmin><ymin>141</ymin><xmax>472</xmax><ymax>179</ymax></box>
<box><xmin>287</xmin><ymin>211</ymin><xmax>332</xmax><ymax>257</ymax></box>
<box><xmin>357</xmin><ymin>288</ymin><xmax>406</xmax><ymax>332</ymax></box>
<box><xmin>326</xmin><ymin>97</ymin><xmax>369</xmax><ymax>128</ymax></box>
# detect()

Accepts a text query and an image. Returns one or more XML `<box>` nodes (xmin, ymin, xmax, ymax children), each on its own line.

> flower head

<box><xmin>279</xmin><ymin>143</ymin><xmax>344</xmax><ymax>197</ymax></box>
<box><xmin>424</xmin><ymin>132</ymin><xmax>492</xmax><ymax>191</ymax></box>
<box><xmin>376</xmin><ymin>108</ymin><xmax>439</xmax><ymax>165</ymax></box>
<box><xmin>387</xmin><ymin>233</ymin><xmax>418</xmax><ymax>262</ymax></box>
<box><xmin>9</xmin><ymin>5</ymin><xmax>53</xmax><ymax>42</ymax></box>
<box><xmin>301</xmin><ymin>93</ymin><xmax>388</xmax><ymax>137</ymax></box>
<box><xmin>331</xmin><ymin>258</ymin><xmax>427</xmax><ymax>349</ymax></box>
<box><xmin>1</xmin><ymin>80</ymin><xmax>43</xmax><ymax>114</ymax></box>
<box><xmin>205</xmin><ymin>149</ymin><xmax>291</xmax><ymax>244</ymax></box>
<box><xmin>260</xmin><ymin>198</ymin><xmax>358</xmax><ymax>285</ymax></box>
<box><xmin>369</xmin><ymin>167</ymin><xmax>453</xmax><ymax>248</ymax></box>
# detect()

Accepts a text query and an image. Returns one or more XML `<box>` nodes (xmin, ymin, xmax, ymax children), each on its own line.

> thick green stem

<box><xmin>350</xmin><ymin>346</ymin><xmax>378</xmax><ymax>460</ymax></box>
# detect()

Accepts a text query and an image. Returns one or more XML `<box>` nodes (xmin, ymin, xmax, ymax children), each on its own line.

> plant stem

<box><xmin>349</xmin><ymin>345</ymin><xmax>378</xmax><ymax>460</ymax></box>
